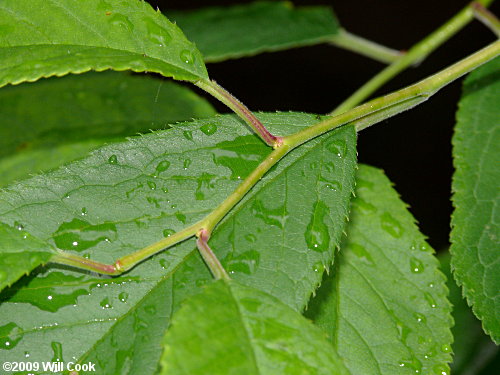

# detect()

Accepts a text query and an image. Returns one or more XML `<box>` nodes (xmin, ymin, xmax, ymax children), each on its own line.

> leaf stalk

<box><xmin>331</xmin><ymin>0</ymin><xmax>496</xmax><ymax>115</ymax></box>
<box><xmin>51</xmin><ymin>40</ymin><xmax>499</xmax><ymax>277</ymax></box>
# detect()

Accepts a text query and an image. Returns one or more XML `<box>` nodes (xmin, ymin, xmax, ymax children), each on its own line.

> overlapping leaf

<box><xmin>0</xmin><ymin>113</ymin><xmax>356</xmax><ymax>373</ymax></box>
<box><xmin>170</xmin><ymin>1</ymin><xmax>339</xmax><ymax>62</ymax></box>
<box><xmin>451</xmin><ymin>57</ymin><xmax>500</xmax><ymax>343</ymax></box>
<box><xmin>306</xmin><ymin>165</ymin><xmax>453</xmax><ymax>374</ymax></box>
<box><xmin>439</xmin><ymin>253</ymin><xmax>499</xmax><ymax>374</ymax></box>
<box><xmin>0</xmin><ymin>222</ymin><xmax>55</xmax><ymax>291</ymax></box>
<box><xmin>0</xmin><ymin>0</ymin><xmax>207</xmax><ymax>88</ymax></box>
<box><xmin>160</xmin><ymin>280</ymin><xmax>350</xmax><ymax>375</ymax></box>
<box><xmin>0</xmin><ymin>71</ymin><xmax>215</xmax><ymax>186</ymax></box>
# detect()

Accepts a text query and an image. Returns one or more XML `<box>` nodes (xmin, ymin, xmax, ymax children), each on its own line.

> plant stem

<box><xmin>331</xmin><ymin>0</ymin><xmax>496</xmax><ymax>116</ymax></box>
<box><xmin>472</xmin><ymin>2</ymin><xmax>500</xmax><ymax>36</ymax></box>
<box><xmin>195</xmin><ymin>79</ymin><xmax>282</xmax><ymax>148</ymax></box>
<box><xmin>50</xmin><ymin>40</ymin><xmax>499</xmax><ymax>276</ymax></box>
<box><xmin>196</xmin><ymin>229</ymin><xmax>230</xmax><ymax>280</ymax></box>
<box><xmin>290</xmin><ymin>40</ymin><xmax>499</xmax><ymax>146</ymax></box>
<box><xmin>330</xmin><ymin>29</ymin><xmax>404</xmax><ymax>64</ymax></box>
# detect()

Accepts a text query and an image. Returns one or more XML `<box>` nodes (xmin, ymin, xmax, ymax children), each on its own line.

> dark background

<box><xmin>151</xmin><ymin>0</ymin><xmax>498</xmax><ymax>251</ymax></box>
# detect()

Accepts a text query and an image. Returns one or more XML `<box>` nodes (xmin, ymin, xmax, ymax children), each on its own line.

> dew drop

<box><xmin>305</xmin><ymin>201</ymin><xmax>330</xmax><ymax>253</ymax></box>
<box><xmin>109</xmin><ymin>13</ymin><xmax>133</xmax><ymax>31</ymax></box>
<box><xmin>159</xmin><ymin>259</ymin><xmax>169</xmax><ymax>269</ymax></box>
<box><xmin>183</xmin><ymin>130</ymin><xmax>193</xmax><ymax>140</ymax></box>
<box><xmin>118</xmin><ymin>292</ymin><xmax>129</xmax><ymax>303</ymax></box>
<box><xmin>200</xmin><ymin>122</ymin><xmax>218</xmax><ymax>135</ymax></box>
<box><xmin>223</xmin><ymin>250</ymin><xmax>260</xmax><ymax>275</ymax></box>
<box><xmin>424</xmin><ymin>292</ymin><xmax>437</xmax><ymax>308</ymax></box>
<box><xmin>145</xmin><ymin>18</ymin><xmax>172</xmax><ymax>46</ymax></box>
<box><xmin>440</xmin><ymin>344</ymin><xmax>451</xmax><ymax>353</ymax></box>
<box><xmin>350</xmin><ymin>243</ymin><xmax>374</xmax><ymax>266</ymax></box>
<box><xmin>414</xmin><ymin>312</ymin><xmax>426</xmax><ymax>323</ymax></box>
<box><xmin>398</xmin><ymin>357</ymin><xmax>422</xmax><ymax>374</ymax></box>
<box><xmin>312</xmin><ymin>261</ymin><xmax>324</xmax><ymax>273</ymax></box>
<box><xmin>326</xmin><ymin>139</ymin><xmax>347</xmax><ymax>158</ymax></box>
<box><xmin>155</xmin><ymin>160</ymin><xmax>170</xmax><ymax>173</ymax></box>
<box><xmin>180</xmin><ymin>49</ymin><xmax>195</xmax><ymax>64</ymax></box>
<box><xmin>81</xmin><ymin>207</ymin><xmax>88</xmax><ymax>216</ymax></box>
<box><xmin>175</xmin><ymin>212</ymin><xmax>186</xmax><ymax>224</ymax></box>
<box><xmin>147</xmin><ymin>181</ymin><xmax>156</xmax><ymax>190</ymax></box>
<box><xmin>14</xmin><ymin>221</ymin><xmax>24</xmax><ymax>231</ymax></box>
<box><xmin>410</xmin><ymin>257</ymin><xmax>425</xmax><ymax>273</ymax></box>
<box><xmin>354</xmin><ymin>197</ymin><xmax>377</xmax><ymax>213</ymax></box>
<box><xmin>433</xmin><ymin>364</ymin><xmax>449</xmax><ymax>375</ymax></box>
<box><xmin>100</xmin><ymin>297</ymin><xmax>112</xmax><ymax>309</ymax></box>
<box><xmin>108</xmin><ymin>154</ymin><xmax>118</xmax><ymax>165</ymax></box>
<box><xmin>0</xmin><ymin>323</ymin><xmax>23</xmax><ymax>350</ymax></box>
<box><xmin>183</xmin><ymin>158</ymin><xmax>192</xmax><ymax>170</ymax></box>
<box><xmin>380</xmin><ymin>212</ymin><xmax>403</xmax><ymax>238</ymax></box>
<box><xmin>163</xmin><ymin>229</ymin><xmax>175</xmax><ymax>237</ymax></box>
<box><xmin>51</xmin><ymin>341</ymin><xmax>63</xmax><ymax>362</ymax></box>
<box><xmin>244</xmin><ymin>233</ymin><xmax>257</xmax><ymax>243</ymax></box>
<box><xmin>323</xmin><ymin>181</ymin><xmax>342</xmax><ymax>192</ymax></box>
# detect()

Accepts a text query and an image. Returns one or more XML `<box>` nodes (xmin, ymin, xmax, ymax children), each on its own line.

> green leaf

<box><xmin>439</xmin><ymin>252</ymin><xmax>499</xmax><ymax>375</ymax></box>
<box><xmin>160</xmin><ymin>280</ymin><xmax>350</xmax><ymax>375</ymax></box>
<box><xmin>305</xmin><ymin>165</ymin><xmax>453</xmax><ymax>375</ymax></box>
<box><xmin>0</xmin><ymin>222</ymin><xmax>55</xmax><ymax>291</ymax></box>
<box><xmin>170</xmin><ymin>1</ymin><xmax>339</xmax><ymax>62</ymax></box>
<box><xmin>0</xmin><ymin>71</ymin><xmax>216</xmax><ymax>186</ymax></box>
<box><xmin>0</xmin><ymin>113</ymin><xmax>356</xmax><ymax>373</ymax></box>
<box><xmin>0</xmin><ymin>0</ymin><xmax>207</xmax><ymax>88</ymax></box>
<box><xmin>451</xmin><ymin>57</ymin><xmax>500</xmax><ymax>343</ymax></box>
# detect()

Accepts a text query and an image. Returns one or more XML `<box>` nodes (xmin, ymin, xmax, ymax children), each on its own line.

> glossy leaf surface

<box><xmin>306</xmin><ymin>165</ymin><xmax>453</xmax><ymax>375</ymax></box>
<box><xmin>451</xmin><ymin>57</ymin><xmax>500</xmax><ymax>343</ymax></box>
<box><xmin>170</xmin><ymin>1</ymin><xmax>339</xmax><ymax>62</ymax></box>
<box><xmin>0</xmin><ymin>113</ymin><xmax>356</xmax><ymax>373</ymax></box>
<box><xmin>161</xmin><ymin>280</ymin><xmax>350</xmax><ymax>375</ymax></box>
<box><xmin>0</xmin><ymin>222</ymin><xmax>55</xmax><ymax>292</ymax></box>
<box><xmin>440</xmin><ymin>253</ymin><xmax>499</xmax><ymax>374</ymax></box>
<box><xmin>0</xmin><ymin>72</ymin><xmax>215</xmax><ymax>186</ymax></box>
<box><xmin>0</xmin><ymin>0</ymin><xmax>207</xmax><ymax>88</ymax></box>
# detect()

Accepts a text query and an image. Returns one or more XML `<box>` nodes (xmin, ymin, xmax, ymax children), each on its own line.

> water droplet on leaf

<box><xmin>51</xmin><ymin>341</ymin><xmax>63</xmax><ymax>362</ymax></box>
<box><xmin>380</xmin><ymin>212</ymin><xmax>403</xmax><ymax>238</ymax></box>
<box><xmin>200</xmin><ymin>122</ymin><xmax>217</xmax><ymax>135</ymax></box>
<box><xmin>100</xmin><ymin>297</ymin><xmax>112</xmax><ymax>309</ymax></box>
<box><xmin>109</xmin><ymin>13</ymin><xmax>133</xmax><ymax>31</ymax></box>
<box><xmin>108</xmin><ymin>154</ymin><xmax>118</xmax><ymax>165</ymax></box>
<box><xmin>410</xmin><ymin>257</ymin><xmax>424</xmax><ymax>273</ymax></box>
<box><xmin>118</xmin><ymin>292</ymin><xmax>129</xmax><ymax>303</ymax></box>
<box><xmin>305</xmin><ymin>201</ymin><xmax>330</xmax><ymax>253</ymax></box>
<box><xmin>145</xmin><ymin>18</ymin><xmax>172</xmax><ymax>46</ymax></box>
<box><xmin>0</xmin><ymin>323</ymin><xmax>23</xmax><ymax>350</ymax></box>
<box><xmin>156</xmin><ymin>160</ymin><xmax>170</xmax><ymax>173</ymax></box>
<box><xmin>163</xmin><ymin>229</ymin><xmax>175</xmax><ymax>237</ymax></box>
<box><xmin>180</xmin><ymin>49</ymin><xmax>195</xmax><ymax>64</ymax></box>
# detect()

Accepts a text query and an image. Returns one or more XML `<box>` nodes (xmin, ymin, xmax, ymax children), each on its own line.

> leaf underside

<box><xmin>0</xmin><ymin>113</ymin><xmax>356</xmax><ymax>373</ymax></box>
<box><xmin>450</xmin><ymin>57</ymin><xmax>500</xmax><ymax>343</ymax></box>
<box><xmin>306</xmin><ymin>165</ymin><xmax>453</xmax><ymax>375</ymax></box>
<box><xmin>0</xmin><ymin>71</ymin><xmax>216</xmax><ymax>186</ymax></box>
<box><xmin>160</xmin><ymin>280</ymin><xmax>350</xmax><ymax>375</ymax></box>
<box><xmin>0</xmin><ymin>0</ymin><xmax>207</xmax><ymax>88</ymax></box>
<box><xmin>170</xmin><ymin>1</ymin><xmax>340</xmax><ymax>62</ymax></box>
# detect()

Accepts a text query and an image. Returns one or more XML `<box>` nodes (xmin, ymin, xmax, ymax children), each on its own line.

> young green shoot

<box><xmin>52</xmin><ymin>39</ymin><xmax>499</xmax><ymax>277</ymax></box>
